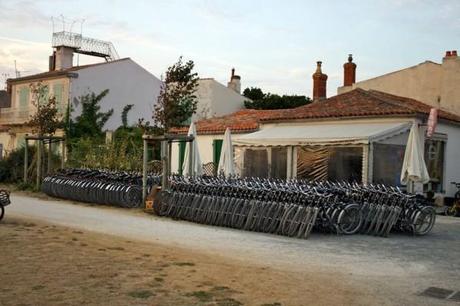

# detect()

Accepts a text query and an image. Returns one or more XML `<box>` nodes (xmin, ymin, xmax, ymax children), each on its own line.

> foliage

<box><xmin>0</xmin><ymin>146</ymin><xmax>35</xmax><ymax>183</ymax></box>
<box><xmin>243</xmin><ymin>87</ymin><xmax>312</xmax><ymax>110</ymax></box>
<box><xmin>121</xmin><ymin>104</ymin><xmax>134</xmax><ymax>128</ymax></box>
<box><xmin>27</xmin><ymin>83</ymin><xmax>63</xmax><ymax>135</ymax></box>
<box><xmin>66</xmin><ymin>89</ymin><xmax>113</xmax><ymax>142</ymax></box>
<box><xmin>153</xmin><ymin>56</ymin><xmax>199</xmax><ymax>131</ymax></box>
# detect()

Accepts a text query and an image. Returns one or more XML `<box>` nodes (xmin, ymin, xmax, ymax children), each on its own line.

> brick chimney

<box><xmin>227</xmin><ymin>68</ymin><xmax>241</xmax><ymax>94</ymax></box>
<box><xmin>343</xmin><ymin>54</ymin><xmax>356</xmax><ymax>86</ymax></box>
<box><xmin>49</xmin><ymin>51</ymin><xmax>56</xmax><ymax>71</ymax></box>
<box><xmin>312</xmin><ymin>61</ymin><xmax>327</xmax><ymax>101</ymax></box>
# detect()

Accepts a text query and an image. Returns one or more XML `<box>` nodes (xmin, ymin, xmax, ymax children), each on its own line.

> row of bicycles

<box><xmin>41</xmin><ymin>168</ymin><xmax>161</xmax><ymax>208</ymax></box>
<box><xmin>154</xmin><ymin>176</ymin><xmax>436</xmax><ymax>239</ymax></box>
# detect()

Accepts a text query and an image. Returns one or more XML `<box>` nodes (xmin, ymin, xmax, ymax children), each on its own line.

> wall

<box><xmin>193</xmin><ymin>79</ymin><xmax>246</xmax><ymax>121</ymax></box>
<box><xmin>171</xmin><ymin>134</ymin><xmax>220</xmax><ymax>173</ymax></box>
<box><xmin>440</xmin><ymin>55</ymin><xmax>460</xmax><ymax>115</ymax></box>
<box><xmin>70</xmin><ymin>59</ymin><xmax>162</xmax><ymax>131</ymax></box>
<box><xmin>435</xmin><ymin>121</ymin><xmax>460</xmax><ymax>197</ymax></box>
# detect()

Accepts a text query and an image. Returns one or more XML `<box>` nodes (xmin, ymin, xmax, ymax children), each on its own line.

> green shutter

<box><xmin>213</xmin><ymin>139</ymin><xmax>223</xmax><ymax>167</ymax></box>
<box><xmin>19</xmin><ymin>87</ymin><xmax>29</xmax><ymax>109</ymax></box>
<box><xmin>53</xmin><ymin>83</ymin><xmax>64</xmax><ymax>113</ymax></box>
<box><xmin>178</xmin><ymin>141</ymin><xmax>186</xmax><ymax>175</ymax></box>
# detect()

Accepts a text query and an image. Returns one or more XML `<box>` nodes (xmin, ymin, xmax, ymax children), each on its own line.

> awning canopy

<box><xmin>234</xmin><ymin>122</ymin><xmax>412</xmax><ymax>146</ymax></box>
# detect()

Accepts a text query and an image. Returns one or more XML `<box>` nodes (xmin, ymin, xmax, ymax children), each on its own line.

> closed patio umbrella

<box><xmin>400</xmin><ymin>123</ymin><xmax>430</xmax><ymax>188</ymax></box>
<box><xmin>182</xmin><ymin>122</ymin><xmax>202</xmax><ymax>177</ymax></box>
<box><xmin>218</xmin><ymin>128</ymin><xmax>235</xmax><ymax>176</ymax></box>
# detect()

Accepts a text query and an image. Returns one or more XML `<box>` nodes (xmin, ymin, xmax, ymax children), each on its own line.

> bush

<box><xmin>0</xmin><ymin>146</ymin><xmax>35</xmax><ymax>183</ymax></box>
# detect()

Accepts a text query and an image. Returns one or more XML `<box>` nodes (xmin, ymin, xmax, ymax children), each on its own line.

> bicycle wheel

<box><xmin>414</xmin><ymin>206</ymin><xmax>436</xmax><ymax>236</ymax></box>
<box><xmin>338</xmin><ymin>204</ymin><xmax>362</xmax><ymax>235</ymax></box>
<box><xmin>0</xmin><ymin>203</ymin><xmax>4</xmax><ymax>221</ymax></box>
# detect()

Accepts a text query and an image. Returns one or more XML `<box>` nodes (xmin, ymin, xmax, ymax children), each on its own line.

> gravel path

<box><xmin>6</xmin><ymin>194</ymin><xmax>460</xmax><ymax>305</ymax></box>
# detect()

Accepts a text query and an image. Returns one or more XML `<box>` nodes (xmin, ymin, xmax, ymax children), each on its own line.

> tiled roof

<box><xmin>7</xmin><ymin>58</ymin><xmax>130</xmax><ymax>83</ymax></box>
<box><xmin>265</xmin><ymin>88</ymin><xmax>460</xmax><ymax>122</ymax></box>
<box><xmin>170</xmin><ymin>109</ymin><xmax>287</xmax><ymax>135</ymax></box>
<box><xmin>171</xmin><ymin>88</ymin><xmax>460</xmax><ymax>135</ymax></box>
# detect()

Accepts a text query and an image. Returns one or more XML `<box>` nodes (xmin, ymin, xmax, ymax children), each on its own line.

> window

<box><xmin>178</xmin><ymin>141</ymin><xmax>186</xmax><ymax>175</ymax></box>
<box><xmin>243</xmin><ymin>148</ymin><xmax>268</xmax><ymax>178</ymax></box>
<box><xmin>424</xmin><ymin>139</ymin><xmax>445</xmax><ymax>192</ymax></box>
<box><xmin>53</xmin><ymin>83</ymin><xmax>64</xmax><ymax>113</ymax></box>
<box><xmin>213</xmin><ymin>139</ymin><xmax>223</xmax><ymax>167</ymax></box>
<box><xmin>373</xmin><ymin>143</ymin><xmax>406</xmax><ymax>186</ymax></box>
<box><xmin>18</xmin><ymin>87</ymin><xmax>29</xmax><ymax>109</ymax></box>
<box><xmin>327</xmin><ymin>147</ymin><xmax>363</xmax><ymax>183</ymax></box>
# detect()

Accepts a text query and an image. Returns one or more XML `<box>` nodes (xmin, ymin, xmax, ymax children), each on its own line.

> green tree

<box><xmin>121</xmin><ymin>104</ymin><xmax>134</xmax><ymax>128</ymax></box>
<box><xmin>243</xmin><ymin>87</ymin><xmax>312</xmax><ymax>110</ymax></box>
<box><xmin>153</xmin><ymin>56</ymin><xmax>199</xmax><ymax>131</ymax></box>
<box><xmin>66</xmin><ymin>89</ymin><xmax>113</xmax><ymax>142</ymax></box>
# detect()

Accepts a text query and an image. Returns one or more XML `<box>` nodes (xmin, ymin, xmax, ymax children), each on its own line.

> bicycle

<box><xmin>0</xmin><ymin>189</ymin><xmax>11</xmax><ymax>221</ymax></box>
<box><xmin>445</xmin><ymin>182</ymin><xmax>460</xmax><ymax>217</ymax></box>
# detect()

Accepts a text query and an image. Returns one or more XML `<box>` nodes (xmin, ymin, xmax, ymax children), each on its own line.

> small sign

<box><xmin>427</xmin><ymin>108</ymin><xmax>438</xmax><ymax>138</ymax></box>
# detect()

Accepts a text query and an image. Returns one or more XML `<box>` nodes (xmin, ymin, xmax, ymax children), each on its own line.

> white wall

<box><xmin>435</xmin><ymin>122</ymin><xmax>460</xmax><ymax>197</ymax></box>
<box><xmin>193</xmin><ymin>79</ymin><xmax>246</xmax><ymax>121</ymax></box>
<box><xmin>70</xmin><ymin>59</ymin><xmax>162</xmax><ymax>131</ymax></box>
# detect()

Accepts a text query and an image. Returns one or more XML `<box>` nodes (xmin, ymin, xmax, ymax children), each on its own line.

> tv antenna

<box><xmin>14</xmin><ymin>60</ymin><xmax>30</xmax><ymax>78</ymax></box>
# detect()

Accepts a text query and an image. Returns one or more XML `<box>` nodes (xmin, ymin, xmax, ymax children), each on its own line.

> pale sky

<box><xmin>0</xmin><ymin>0</ymin><xmax>459</xmax><ymax>97</ymax></box>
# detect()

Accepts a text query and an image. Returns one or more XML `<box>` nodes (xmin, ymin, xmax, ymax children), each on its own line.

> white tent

<box><xmin>217</xmin><ymin>128</ymin><xmax>235</xmax><ymax>176</ymax></box>
<box><xmin>182</xmin><ymin>122</ymin><xmax>202</xmax><ymax>177</ymax></box>
<box><xmin>400</xmin><ymin>123</ymin><xmax>430</xmax><ymax>188</ymax></box>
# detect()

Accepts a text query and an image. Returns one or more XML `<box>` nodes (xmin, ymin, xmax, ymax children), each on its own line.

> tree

<box><xmin>243</xmin><ymin>87</ymin><xmax>312</xmax><ymax>110</ymax></box>
<box><xmin>66</xmin><ymin>89</ymin><xmax>114</xmax><ymax>141</ymax></box>
<box><xmin>27</xmin><ymin>83</ymin><xmax>63</xmax><ymax>136</ymax></box>
<box><xmin>153</xmin><ymin>56</ymin><xmax>199</xmax><ymax>131</ymax></box>
<box><xmin>243</xmin><ymin>87</ymin><xmax>264</xmax><ymax>101</ymax></box>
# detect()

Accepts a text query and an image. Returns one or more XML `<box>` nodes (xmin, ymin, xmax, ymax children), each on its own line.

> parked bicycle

<box><xmin>0</xmin><ymin>189</ymin><xmax>11</xmax><ymax>221</ymax></box>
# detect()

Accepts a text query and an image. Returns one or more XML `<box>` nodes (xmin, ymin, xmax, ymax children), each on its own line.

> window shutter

<box><xmin>213</xmin><ymin>139</ymin><xmax>223</xmax><ymax>167</ymax></box>
<box><xmin>178</xmin><ymin>141</ymin><xmax>186</xmax><ymax>175</ymax></box>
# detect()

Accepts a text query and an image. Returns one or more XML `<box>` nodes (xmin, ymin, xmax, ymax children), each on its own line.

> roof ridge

<box><xmin>365</xmin><ymin>90</ymin><xmax>418</xmax><ymax>113</ymax></box>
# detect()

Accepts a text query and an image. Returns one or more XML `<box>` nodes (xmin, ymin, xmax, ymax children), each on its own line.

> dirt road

<box><xmin>3</xmin><ymin>194</ymin><xmax>460</xmax><ymax>305</ymax></box>
<box><xmin>0</xmin><ymin>217</ymin><xmax>372</xmax><ymax>306</ymax></box>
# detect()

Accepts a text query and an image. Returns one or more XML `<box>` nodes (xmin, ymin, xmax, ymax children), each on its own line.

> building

<box><xmin>172</xmin><ymin>59</ymin><xmax>460</xmax><ymax>198</ymax></box>
<box><xmin>338</xmin><ymin>51</ymin><xmax>460</xmax><ymax>116</ymax></box>
<box><xmin>193</xmin><ymin>69</ymin><xmax>247</xmax><ymax>121</ymax></box>
<box><xmin>0</xmin><ymin>52</ymin><xmax>161</xmax><ymax>156</ymax></box>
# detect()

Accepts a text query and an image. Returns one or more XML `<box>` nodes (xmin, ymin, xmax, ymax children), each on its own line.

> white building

<box><xmin>171</xmin><ymin>88</ymin><xmax>460</xmax><ymax>198</ymax></box>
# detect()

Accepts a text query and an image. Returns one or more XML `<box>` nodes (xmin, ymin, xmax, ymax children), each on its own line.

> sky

<box><xmin>0</xmin><ymin>0</ymin><xmax>459</xmax><ymax>97</ymax></box>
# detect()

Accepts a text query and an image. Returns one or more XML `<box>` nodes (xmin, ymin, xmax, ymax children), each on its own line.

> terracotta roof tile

<box><xmin>171</xmin><ymin>88</ymin><xmax>460</xmax><ymax>135</ymax></box>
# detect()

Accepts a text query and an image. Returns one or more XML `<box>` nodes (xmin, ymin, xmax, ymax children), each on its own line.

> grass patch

<box><xmin>185</xmin><ymin>290</ymin><xmax>214</xmax><ymax>302</ymax></box>
<box><xmin>172</xmin><ymin>262</ymin><xmax>195</xmax><ymax>267</ymax></box>
<box><xmin>127</xmin><ymin>290</ymin><xmax>154</xmax><ymax>299</ymax></box>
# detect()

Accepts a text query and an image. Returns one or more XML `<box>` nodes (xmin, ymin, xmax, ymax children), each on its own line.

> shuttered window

<box><xmin>53</xmin><ymin>83</ymin><xmax>64</xmax><ymax>113</ymax></box>
<box><xmin>19</xmin><ymin>87</ymin><xmax>29</xmax><ymax>109</ymax></box>
<box><xmin>213</xmin><ymin>139</ymin><xmax>223</xmax><ymax>167</ymax></box>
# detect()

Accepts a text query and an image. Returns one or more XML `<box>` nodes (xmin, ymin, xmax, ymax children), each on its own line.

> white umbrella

<box><xmin>400</xmin><ymin>123</ymin><xmax>430</xmax><ymax>188</ymax></box>
<box><xmin>182</xmin><ymin>122</ymin><xmax>202</xmax><ymax>177</ymax></box>
<box><xmin>218</xmin><ymin>128</ymin><xmax>235</xmax><ymax>176</ymax></box>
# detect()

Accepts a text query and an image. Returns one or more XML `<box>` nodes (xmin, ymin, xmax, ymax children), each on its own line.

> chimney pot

<box><xmin>446</xmin><ymin>51</ymin><xmax>452</xmax><ymax>57</ymax></box>
<box><xmin>452</xmin><ymin>50</ymin><xmax>458</xmax><ymax>57</ymax></box>
<box><xmin>228</xmin><ymin>68</ymin><xmax>241</xmax><ymax>94</ymax></box>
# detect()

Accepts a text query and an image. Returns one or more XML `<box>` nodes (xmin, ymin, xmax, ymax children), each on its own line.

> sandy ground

<box><xmin>0</xmin><ymin>217</ymin><xmax>374</xmax><ymax>306</ymax></box>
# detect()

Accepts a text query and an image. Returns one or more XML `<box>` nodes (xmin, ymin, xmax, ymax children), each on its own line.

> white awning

<box><xmin>234</xmin><ymin>122</ymin><xmax>412</xmax><ymax>146</ymax></box>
